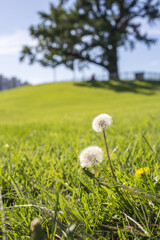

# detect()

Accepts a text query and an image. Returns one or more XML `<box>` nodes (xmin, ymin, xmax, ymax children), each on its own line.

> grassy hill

<box><xmin>1</xmin><ymin>80</ymin><xmax>160</xmax><ymax>239</ymax></box>
<box><xmin>0</xmin><ymin>80</ymin><xmax>160</xmax><ymax>125</ymax></box>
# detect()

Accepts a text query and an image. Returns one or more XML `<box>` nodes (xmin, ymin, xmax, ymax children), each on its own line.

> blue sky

<box><xmin>0</xmin><ymin>0</ymin><xmax>160</xmax><ymax>84</ymax></box>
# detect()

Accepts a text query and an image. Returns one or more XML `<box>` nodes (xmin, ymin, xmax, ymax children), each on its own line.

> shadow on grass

<box><xmin>74</xmin><ymin>80</ymin><xmax>160</xmax><ymax>95</ymax></box>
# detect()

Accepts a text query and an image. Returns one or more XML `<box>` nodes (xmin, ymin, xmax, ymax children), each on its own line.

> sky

<box><xmin>0</xmin><ymin>0</ymin><xmax>160</xmax><ymax>85</ymax></box>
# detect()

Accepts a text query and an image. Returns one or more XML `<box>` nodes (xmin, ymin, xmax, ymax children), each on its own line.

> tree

<box><xmin>20</xmin><ymin>0</ymin><xmax>160</xmax><ymax>80</ymax></box>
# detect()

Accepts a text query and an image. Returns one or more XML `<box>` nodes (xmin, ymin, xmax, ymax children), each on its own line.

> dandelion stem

<box><xmin>103</xmin><ymin>130</ymin><xmax>117</xmax><ymax>181</ymax></box>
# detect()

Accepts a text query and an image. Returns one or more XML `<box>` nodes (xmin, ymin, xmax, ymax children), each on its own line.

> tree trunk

<box><xmin>107</xmin><ymin>46</ymin><xmax>119</xmax><ymax>80</ymax></box>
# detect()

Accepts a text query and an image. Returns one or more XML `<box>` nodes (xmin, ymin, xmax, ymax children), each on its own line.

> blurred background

<box><xmin>0</xmin><ymin>0</ymin><xmax>160</xmax><ymax>87</ymax></box>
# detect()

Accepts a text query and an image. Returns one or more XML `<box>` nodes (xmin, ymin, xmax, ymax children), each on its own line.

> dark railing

<box><xmin>84</xmin><ymin>71</ymin><xmax>160</xmax><ymax>81</ymax></box>
<box><xmin>74</xmin><ymin>71</ymin><xmax>160</xmax><ymax>82</ymax></box>
<box><xmin>120</xmin><ymin>72</ymin><xmax>160</xmax><ymax>81</ymax></box>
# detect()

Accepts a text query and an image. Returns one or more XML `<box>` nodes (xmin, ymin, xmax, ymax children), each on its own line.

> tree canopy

<box><xmin>20</xmin><ymin>0</ymin><xmax>160</xmax><ymax>79</ymax></box>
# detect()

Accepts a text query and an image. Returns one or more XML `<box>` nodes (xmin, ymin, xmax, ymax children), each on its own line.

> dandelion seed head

<box><xmin>92</xmin><ymin>113</ymin><xmax>112</xmax><ymax>132</ymax></box>
<box><xmin>79</xmin><ymin>146</ymin><xmax>103</xmax><ymax>168</ymax></box>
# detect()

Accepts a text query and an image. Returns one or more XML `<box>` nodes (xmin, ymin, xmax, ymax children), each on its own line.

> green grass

<box><xmin>0</xmin><ymin>80</ymin><xmax>160</xmax><ymax>124</ymax></box>
<box><xmin>1</xmin><ymin>80</ymin><xmax>160</xmax><ymax>239</ymax></box>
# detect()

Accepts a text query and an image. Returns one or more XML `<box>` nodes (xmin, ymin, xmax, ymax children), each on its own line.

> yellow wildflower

<box><xmin>136</xmin><ymin>167</ymin><xmax>149</xmax><ymax>176</ymax></box>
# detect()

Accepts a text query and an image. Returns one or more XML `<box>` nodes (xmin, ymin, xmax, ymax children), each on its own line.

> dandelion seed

<box><xmin>92</xmin><ymin>113</ymin><xmax>112</xmax><ymax>132</ymax></box>
<box><xmin>67</xmin><ymin>223</ymin><xmax>76</xmax><ymax>232</ymax></box>
<box><xmin>112</xmin><ymin>215</ymin><xmax>121</xmax><ymax>220</ymax></box>
<box><xmin>135</xmin><ymin>167</ymin><xmax>149</xmax><ymax>176</ymax></box>
<box><xmin>79</xmin><ymin>146</ymin><xmax>103</xmax><ymax>168</ymax></box>
<box><xmin>148</xmin><ymin>200</ymin><xmax>155</xmax><ymax>208</ymax></box>
<box><xmin>154</xmin><ymin>176</ymin><xmax>158</xmax><ymax>183</ymax></box>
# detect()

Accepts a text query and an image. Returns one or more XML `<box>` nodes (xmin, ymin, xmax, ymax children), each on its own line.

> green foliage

<box><xmin>20</xmin><ymin>0</ymin><xmax>160</xmax><ymax>76</ymax></box>
<box><xmin>0</xmin><ymin>81</ymin><xmax>160</xmax><ymax>239</ymax></box>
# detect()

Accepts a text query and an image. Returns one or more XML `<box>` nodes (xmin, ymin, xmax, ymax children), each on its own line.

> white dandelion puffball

<box><xmin>79</xmin><ymin>146</ymin><xmax>103</xmax><ymax>168</ymax></box>
<box><xmin>92</xmin><ymin>113</ymin><xmax>112</xmax><ymax>132</ymax></box>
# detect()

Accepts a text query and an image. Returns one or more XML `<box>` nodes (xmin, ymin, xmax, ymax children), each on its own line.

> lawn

<box><xmin>0</xmin><ymin>80</ymin><xmax>160</xmax><ymax>239</ymax></box>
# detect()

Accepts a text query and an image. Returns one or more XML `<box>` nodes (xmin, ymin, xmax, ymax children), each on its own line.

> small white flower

<box><xmin>5</xmin><ymin>144</ymin><xmax>9</xmax><ymax>148</ymax></box>
<box><xmin>79</xmin><ymin>146</ymin><xmax>103</xmax><ymax>168</ymax></box>
<box><xmin>92</xmin><ymin>113</ymin><xmax>112</xmax><ymax>132</ymax></box>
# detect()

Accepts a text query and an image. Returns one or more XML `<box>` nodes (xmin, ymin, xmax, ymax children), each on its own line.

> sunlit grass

<box><xmin>0</xmin><ymin>80</ymin><xmax>160</xmax><ymax>239</ymax></box>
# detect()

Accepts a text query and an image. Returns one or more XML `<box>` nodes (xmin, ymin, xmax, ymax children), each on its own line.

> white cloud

<box><xmin>0</xmin><ymin>31</ymin><xmax>36</xmax><ymax>55</ymax></box>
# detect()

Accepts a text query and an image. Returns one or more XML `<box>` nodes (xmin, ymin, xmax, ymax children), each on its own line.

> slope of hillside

<box><xmin>0</xmin><ymin>80</ymin><xmax>160</xmax><ymax>125</ymax></box>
